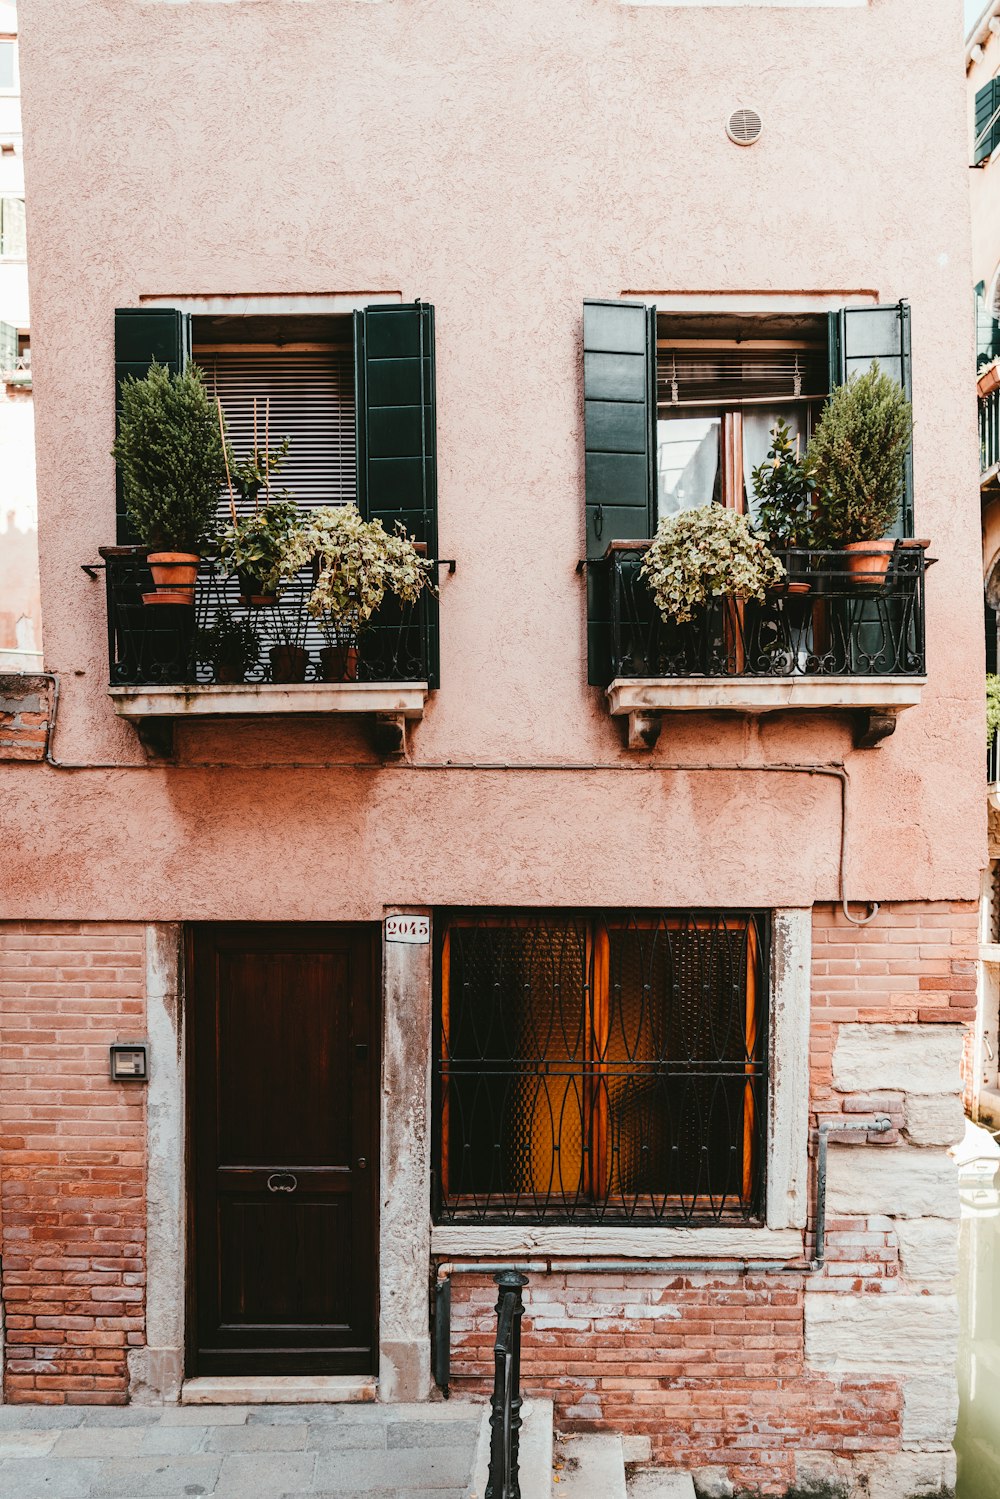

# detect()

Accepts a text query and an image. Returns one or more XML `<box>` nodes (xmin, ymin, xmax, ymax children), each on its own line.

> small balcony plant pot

<box><xmin>320</xmin><ymin>644</ymin><xmax>360</xmax><ymax>683</ymax></box>
<box><xmin>142</xmin><ymin>552</ymin><xmax>199</xmax><ymax>606</ymax></box>
<box><xmin>236</xmin><ymin>568</ymin><xmax>279</xmax><ymax>608</ymax></box>
<box><xmin>980</xmin><ymin>361</ymin><xmax>1000</xmax><ymax>399</ymax></box>
<box><xmin>269</xmin><ymin>644</ymin><xmax>309</xmax><ymax>683</ymax></box>
<box><xmin>843</xmin><ymin>539</ymin><xmax>895</xmax><ymax>587</ymax></box>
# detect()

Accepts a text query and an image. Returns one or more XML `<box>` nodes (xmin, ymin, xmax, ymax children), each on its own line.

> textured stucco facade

<box><xmin>0</xmin><ymin>0</ymin><xmax>984</xmax><ymax>1493</ymax></box>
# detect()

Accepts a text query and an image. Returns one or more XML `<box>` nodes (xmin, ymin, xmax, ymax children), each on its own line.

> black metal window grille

<box><xmin>602</xmin><ymin>543</ymin><xmax>927</xmax><ymax>684</ymax></box>
<box><xmin>99</xmin><ymin>551</ymin><xmax>432</xmax><ymax>687</ymax></box>
<box><xmin>433</xmin><ymin>910</ymin><xmax>768</xmax><ymax>1226</ymax></box>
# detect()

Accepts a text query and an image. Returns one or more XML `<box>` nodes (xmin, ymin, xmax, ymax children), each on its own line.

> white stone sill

<box><xmin>108</xmin><ymin>682</ymin><xmax>428</xmax><ymax>721</ymax></box>
<box><xmin>430</xmin><ymin>1225</ymin><xmax>804</xmax><ymax>1259</ymax></box>
<box><xmin>181</xmin><ymin>1375</ymin><xmax>377</xmax><ymax>1405</ymax></box>
<box><xmin>607</xmin><ymin>676</ymin><xmax>924</xmax><ymax>716</ymax></box>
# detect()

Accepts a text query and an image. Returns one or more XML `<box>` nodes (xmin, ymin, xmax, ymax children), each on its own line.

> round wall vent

<box><xmin>726</xmin><ymin>108</ymin><xmax>763</xmax><ymax>147</ymax></box>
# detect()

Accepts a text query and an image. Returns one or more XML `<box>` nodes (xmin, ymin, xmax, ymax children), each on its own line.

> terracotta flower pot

<box><xmin>236</xmin><ymin>568</ymin><xmax>278</xmax><ymax>608</ymax></box>
<box><xmin>320</xmin><ymin>645</ymin><xmax>360</xmax><ymax>683</ymax></box>
<box><xmin>214</xmin><ymin>661</ymin><xmax>245</xmax><ymax>685</ymax></box>
<box><xmin>979</xmin><ymin>362</ymin><xmax>1000</xmax><ymax>399</ymax></box>
<box><xmin>843</xmin><ymin>539</ymin><xmax>895</xmax><ymax>586</ymax></box>
<box><xmin>142</xmin><ymin>551</ymin><xmax>200</xmax><ymax>606</ymax></box>
<box><xmin>269</xmin><ymin>645</ymin><xmax>309</xmax><ymax>683</ymax></box>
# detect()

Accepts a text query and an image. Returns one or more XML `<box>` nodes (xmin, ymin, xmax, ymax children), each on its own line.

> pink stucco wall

<box><xmin>4</xmin><ymin>0</ymin><xmax>984</xmax><ymax>919</ymax></box>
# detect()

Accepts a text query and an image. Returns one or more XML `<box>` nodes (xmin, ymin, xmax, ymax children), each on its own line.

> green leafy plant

<box><xmin>751</xmin><ymin>419</ymin><xmax>819</xmax><ymax>548</ymax></box>
<box><xmin>216</xmin><ymin>499</ymin><xmax>310</xmax><ymax>598</ymax></box>
<box><xmin>808</xmin><ymin>365</ymin><xmax>912</xmax><ymax>546</ymax></box>
<box><xmin>988</xmin><ymin>673</ymin><xmax>1000</xmax><ymax>749</ymax></box>
<box><xmin>305</xmin><ymin>504</ymin><xmax>431</xmax><ymax>644</ymax></box>
<box><xmin>640</xmin><ymin>505</ymin><xmax>785</xmax><ymax>625</ymax></box>
<box><xmin>230</xmin><ymin>436</ymin><xmax>291</xmax><ymax>508</ymax></box>
<box><xmin>111</xmin><ymin>362</ymin><xmax>227</xmax><ymax>551</ymax></box>
<box><xmin>195</xmin><ymin>614</ymin><xmax>260</xmax><ymax>681</ymax></box>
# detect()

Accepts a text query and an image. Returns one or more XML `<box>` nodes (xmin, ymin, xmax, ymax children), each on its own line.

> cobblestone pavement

<box><xmin>0</xmin><ymin>1400</ymin><xmax>486</xmax><ymax>1499</ymax></box>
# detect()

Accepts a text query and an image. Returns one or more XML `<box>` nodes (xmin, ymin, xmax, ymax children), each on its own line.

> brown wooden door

<box><xmin>188</xmin><ymin>924</ymin><xmax>379</xmax><ymax>1377</ymax></box>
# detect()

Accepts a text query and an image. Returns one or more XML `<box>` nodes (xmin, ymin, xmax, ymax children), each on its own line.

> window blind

<box><xmin>196</xmin><ymin>347</ymin><xmax>356</xmax><ymax>519</ymax></box>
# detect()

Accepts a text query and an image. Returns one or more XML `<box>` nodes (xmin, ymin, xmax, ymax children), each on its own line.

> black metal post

<box><xmin>485</xmin><ymin>1270</ymin><xmax>528</xmax><ymax>1499</ymax></box>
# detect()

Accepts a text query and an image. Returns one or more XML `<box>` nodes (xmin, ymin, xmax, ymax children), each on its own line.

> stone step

<box><xmin>472</xmin><ymin>1398</ymin><xmax>554</xmax><ymax>1499</ymax></box>
<box><xmin>555</xmin><ymin>1433</ymin><xmax>627</xmax><ymax>1499</ymax></box>
<box><xmin>627</xmin><ymin>1470</ymin><xmax>698</xmax><ymax>1499</ymax></box>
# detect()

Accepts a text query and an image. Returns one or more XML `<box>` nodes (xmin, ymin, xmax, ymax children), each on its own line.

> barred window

<box><xmin>433</xmin><ymin>910</ymin><xmax>768</xmax><ymax>1226</ymax></box>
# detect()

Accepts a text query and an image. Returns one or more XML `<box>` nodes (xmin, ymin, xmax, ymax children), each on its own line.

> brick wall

<box><xmin>0</xmin><ymin>675</ymin><xmax>51</xmax><ymax>762</ymax></box>
<box><xmin>0</xmin><ymin>923</ymin><xmax>146</xmax><ymax>1403</ymax></box>
<box><xmin>445</xmin><ymin>901</ymin><xmax>976</xmax><ymax>1495</ymax></box>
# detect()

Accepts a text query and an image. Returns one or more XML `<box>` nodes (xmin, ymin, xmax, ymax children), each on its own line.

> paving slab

<box><xmin>311</xmin><ymin>1445</ymin><xmax>475</xmax><ymax>1491</ymax></box>
<box><xmin>0</xmin><ymin>1456</ymin><xmax>100</xmax><ymax>1498</ymax></box>
<box><xmin>212</xmin><ymin>1450</ymin><xmax>316</xmax><ymax>1497</ymax></box>
<box><xmin>204</xmin><ymin>1421</ymin><xmax>309</xmax><ymax>1453</ymax></box>
<box><xmin>0</xmin><ymin>1407</ymin><xmax>85</xmax><ymax>1430</ymax></box>
<box><xmin>86</xmin><ymin>1455</ymin><xmax>223</xmax><ymax>1498</ymax></box>
<box><xmin>0</xmin><ymin>1397</ymin><xmax>490</xmax><ymax>1497</ymax></box>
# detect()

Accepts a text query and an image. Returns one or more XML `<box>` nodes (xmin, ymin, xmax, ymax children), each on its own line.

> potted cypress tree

<box><xmin>111</xmin><ymin>362</ymin><xmax>227</xmax><ymax>605</ymax></box>
<box><xmin>808</xmin><ymin>365</ymin><xmax>912</xmax><ymax>585</ymax></box>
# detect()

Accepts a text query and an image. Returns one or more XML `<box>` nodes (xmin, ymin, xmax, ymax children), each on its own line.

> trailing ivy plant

<box><xmin>988</xmin><ymin>673</ymin><xmax>1000</xmax><ymax>749</ymax></box>
<box><xmin>808</xmin><ymin>365</ymin><xmax>912</xmax><ymax>546</ymax></box>
<box><xmin>751</xmin><ymin>419</ymin><xmax>819</xmax><ymax>549</ymax></box>
<box><xmin>305</xmin><ymin>504</ymin><xmax>431</xmax><ymax>644</ymax></box>
<box><xmin>111</xmin><ymin>362</ymin><xmax>227</xmax><ymax>552</ymax></box>
<box><xmin>640</xmin><ymin>505</ymin><xmax>784</xmax><ymax>625</ymax></box>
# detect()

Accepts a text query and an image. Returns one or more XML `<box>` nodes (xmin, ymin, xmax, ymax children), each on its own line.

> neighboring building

<box><xmin>0</xmin><ymin>0</ymin><xmax>37</xmax><ymax>671</ymax></box>
<box><xmin>969</xmin><ymin>4</ymin><xmax>1000</xmax><ymax>1133</ymax></box>
<box><xmin>0</xmin><ymin>2</ymin><xmax>982</xmax><ymax>1495</ymax></box>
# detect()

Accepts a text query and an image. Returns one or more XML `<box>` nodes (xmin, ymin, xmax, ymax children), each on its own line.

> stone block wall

<box><xmin>0</xmin><ymin>923</ymin><xmax>147</xmax><ymax>1403</ymax></box>
<box><xmin>0</xmin><ymin>674</ymin><xmax>51</xmax><ymax>762</ymax></box>
<box><xmin>445</xmin><ymin>901</ymin><xmax>975</xmax><ymax>1496</ymax></box>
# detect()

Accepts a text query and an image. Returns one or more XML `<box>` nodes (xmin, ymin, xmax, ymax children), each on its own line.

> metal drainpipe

<box><xmin>433</xmin><ymin>1115</ymin><xmax>893</xmax><ymax>1389</ymax></box>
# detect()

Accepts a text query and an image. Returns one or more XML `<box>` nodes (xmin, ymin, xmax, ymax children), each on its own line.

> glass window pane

<box><xmin>1</xmin><ymin>199</ymin><xmax>26</xmax><ymax>258</ymax></box>
<box><xmin>0</xmin><ymin>44</ymin><xmax>14</xmax><ymax>91</ymax></box>
<box><xmin>656</xmin><ymin>415</ymin><xmax>721</xmax><ymax>518</ymax></box>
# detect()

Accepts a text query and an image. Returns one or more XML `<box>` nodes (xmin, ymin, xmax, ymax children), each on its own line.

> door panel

<box><xmin>188</xmin><ymin>924</ymin><xmax>379</xmax><ymax>1377</ymax></box>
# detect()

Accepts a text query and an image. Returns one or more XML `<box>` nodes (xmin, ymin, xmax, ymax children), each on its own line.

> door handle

<box><xmin>267</xmin><ymin>1172</ymin><xmax>298</xmax><ymax>1193</ymax></box>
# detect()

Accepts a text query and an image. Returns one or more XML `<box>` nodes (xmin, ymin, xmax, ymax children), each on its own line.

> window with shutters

<box><xmin>434</xmin><ymin>909</ymin><xmax>768</xmax><ymax>1226</ymax></box>
<box><xmin>976</xmin><ymin>76</ymin><xmax>1000</xmax><ymax>166</ymax></box>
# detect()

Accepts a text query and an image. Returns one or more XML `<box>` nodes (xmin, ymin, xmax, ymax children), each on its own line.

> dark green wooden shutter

<box><xmin>354</xmin><ymin>302</ymin><xmax>438</xmax><ymax>686</ymax></box>
<box><xmin>114</xmin><ymin>308</ymin><xmax>191</xmax><ymax>543</ymax></box>
<box><xmin>583</xmin><ymin>299</ymin><xmax>656</xmax><ymax>685</ymax></box>
<box><xmin>828</xmin><ymin>301</ymin><xmax>913</xmax><ymax>537</ymax></box>
<box><xmin>976</xmin><ymin>78</ymin><xmax>1000</xmax><ymax>165</ymax></box>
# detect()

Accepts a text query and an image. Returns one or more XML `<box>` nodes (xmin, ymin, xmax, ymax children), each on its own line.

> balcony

<box><xmin>99</xmin><ymin>547</ymin><xmax>434</xmax><ymax>756</ymax></box>
<box><xmin>597</xmin><ymin>542</ymin><xmax>929</xmax><ymax>749</ymax></box>
<box><xmin>983</xmin><ymin>385</ymin><xmax>1000</xmax><ymax>492</ymax></box>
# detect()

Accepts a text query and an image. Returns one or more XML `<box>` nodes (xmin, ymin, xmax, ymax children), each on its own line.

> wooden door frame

<box><xmin>183</xmin><ymin>921</ymin><xmax>381</xmax><ymax>1379</ymax></box>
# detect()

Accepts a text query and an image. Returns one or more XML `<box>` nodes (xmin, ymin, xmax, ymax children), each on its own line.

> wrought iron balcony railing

<box><xmin>983</xmin><ymin>387</ymin><xmax>1000</xmax><ymax>476</ymax></box>
<box><xmin>100</xmin><ymin>547</ymin><xmax>433</xmax><ymax>689</ymax></box>
<box><xmin>600</xmin><ymin>543</ymin><xmax>928</xmax><ymax>683</ymax></box>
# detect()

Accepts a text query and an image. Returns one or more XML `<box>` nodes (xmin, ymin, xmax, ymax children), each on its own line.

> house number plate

<box><xmin>385</xmin><ymin>915</ymin><xmax>430</xmax><ymax>945</ymax></box>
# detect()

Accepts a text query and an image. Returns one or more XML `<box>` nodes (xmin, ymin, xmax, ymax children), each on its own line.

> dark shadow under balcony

<box><xmin>98</xmin><ymin>547</ymin><xmax>435</xmax><ymax>756</ymax></box>
<box><xmin>595</xmin><ymin>542</ymin><xmax>929</xmax><ymax>750</ymax></box>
